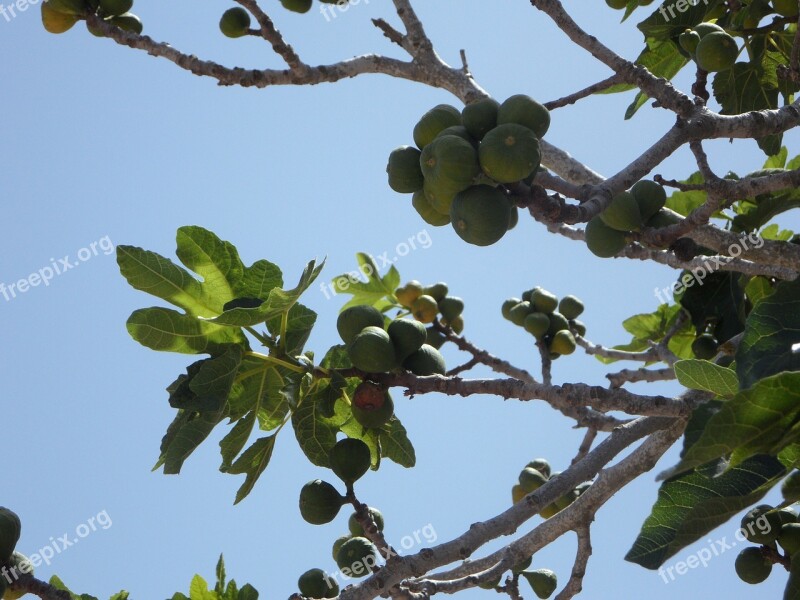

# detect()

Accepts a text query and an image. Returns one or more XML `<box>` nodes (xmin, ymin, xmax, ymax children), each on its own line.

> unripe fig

<box><xmin>734</xmin><ymin>547</ymin><xmax>772</xmax><ymax>584</ymax></box>
<box><xmin>348</xmin><ymin>507</ymin><xmax>384</xmax><ymax>536</ymax></box>
<box><xmin>299</xmin><ymin>480</ymin><xmax>344</xmax><ymax>525</ymax></box>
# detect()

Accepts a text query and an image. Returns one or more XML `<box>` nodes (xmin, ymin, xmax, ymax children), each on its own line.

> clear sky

<box><xmin>2</xmin><ymin>1</ymin><xmax>800</xmax><ymax>599</ymax></box>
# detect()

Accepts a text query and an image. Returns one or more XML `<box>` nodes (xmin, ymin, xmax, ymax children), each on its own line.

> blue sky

<box><xmin>2</xmin><ymin>1</ymin><xmax>800</xmax><ymax>598</ymax></box>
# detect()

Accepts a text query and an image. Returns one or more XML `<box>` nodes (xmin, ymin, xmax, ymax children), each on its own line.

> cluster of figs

<box><xmin>296</xmin><ymin>437</ymin><xmax>385</xmax><ymax>596</ymax></box>
<box><xmin>41</xmin><ymin>0</ymin><xmax>142</xmax><ymax>35</ymax></box>
<box><xmin>386</xmin><ymin>94</ymin><xmax>551</xmax><ymax>246</ymax></box>
<box><xmin>502</xmin><ymin>287</ymin><xmax>586</xmax><ymax>359</ymax></box>
<box><xmin>734</xmin><ymin>471</ymin><xmax>800</xmax><ymax>585</ymax></box>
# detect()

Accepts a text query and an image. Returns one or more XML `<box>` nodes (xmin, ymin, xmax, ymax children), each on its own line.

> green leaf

<box><xmin>625</xmin><ymin>454</ymin><xmax>785</xmax><ymax>569</ymax></box>
<box><xmin>175</xmin><ymin>226</ymin><xmax>244</xmax><ymax>314</ymax></box>
<box><xmin>168</xmin><ymin>346</ymin><xmax>243</xmax><ymax>412</ymax></box>
<box><xmin>234</xmin><ymin>259</ymin><xmax>283</xmax><ymax>300</ymax></box>
<box><xmin>215</xmin><ymin>555</ymin><xmax>226</xmax><ymax>596</ymax></box>
<box><xmin>117</xmin><ymin>245</ymin><xmax>211</xmax><ymax>316</ymax></box>
<box><xmin>623</xmin><ymin>40</ymin><xmax>689</xmax><ymax>119</ymax></box>
<box><xmin>379</xmin><ymin>416</ymin><xmax>416</xmax><ymax>467</ymax></box>
<box><xmin>760</xmin><ymin>223</ymin><xmax>794</xmax><ymax>241</ymax></box>
<box><xmin>228</xmin><ymin>435</ymin><xmax>277</xmax><ymax>504</ymax></box>
<box><xmin>737</xmin><ymin>277</ymin><xmax>800</xmax><ymax>389</ymax></box>
<box><xmin>208</xmin><ymin>259</ymin><xmax>324</xmax><ymax>327</ymax></box>
<box><xmin>331</xmin><ymin>252</ymin><xmax>402</xmax><ymax>312</ymax></box>
<box><xmin>292</xmin><ymin>381</ymin><xmax>349</xmax><ymax>467</ymax></box>
<box><xmin>674</xmin><ymin>359</ymin><xmax>738</xmax><ymax>397</ymax></box>
<box><xmin>598</xmin><ymin>304</ymin><xmax>694</xmax><ymax>364</ymax></box>
<box><xmin>266</xmin><ymin>302</ymin><xmax>317</xmax><ymax>356</ymax></box>
<box><xmin>665</xmin><ymin>172</ymin><xmax>707</xmax><ymax>216</ymax></box>
<box><xmin>162</xmin><ymin>411</ymin><xmax>225</xmax><ymax>475</ymax></box>
<box><xmin>237</xmin><ymin>584</ymin><xmax>259</xmax><ymax>600</ymax></box>
<box><xmin>763</xmin><ymin>147</ymin><xmax>788</xmax><ymax>169</ymax></box>
<box><xmin>732</xmin><ymin>187</ymin><xmax>800</xmax><ymax>233</ymax></box>
<box><xmin>227</xmin><ymin>356</ymin><xmax>296</xmax><ymax>430</ymax></box>
<box><xmin>780</xmin><ymin>443</ymin><xmax>800</xmax><ymax>469</ymax></box>
<box><xmin>674</xmin><ymin>372</ymin><xmax>800</xmax><ymax>473</ymax></box>
<box><xmin>745</xmin><ymin>276</ymin><xmax>775</xmax><ymax>306</ymax></box>
<box><xmin>126</xmin><ymin>307</ymin><xmax>246</xmax><ymax>355</ymax></box>
<box><xmin>712</xmin><ymin>62</ymin><xmax>781</xmax><ymax>156</ymax></box>
<box><xmin>189</xmin><ymin>574</ymin><xmax>218</xmax><ymax>600</ymax></box>
<box><xmin>219</xmin><ymin>411</ymin><xmax>257</xmax><ymax>472</ymax></box>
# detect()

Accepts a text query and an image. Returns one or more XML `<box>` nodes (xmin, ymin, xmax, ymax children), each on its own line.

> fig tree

<box><xmin>600</xmin><ymin>191</ymin><xmax>642</xmax><ymax>232</ymax></box>
<box><xmin>479</xmin><ymin>123</ymin><xmax>541</xmax><ymax>183</ymax></box>
<box><xmin>388</xmin><ymin>318</ymin><xmax>427</xmax><ymax>361</ymax></box>
<box><xmin>734</xmin><ymin>547</ymin><xmax>772</xmax><ymax>584</ymax></box>
<box><xmin>352</xmin><ymin>391</ymin><xmax>394</xmax><ymax>429</ymax></box>
<box><xmin>438</xmin><ymin>296</ymin><xmax>464</xmax><ymax>321</ymax></box>
<box><xmin>336</xmin><ymin>537</ymin><xmax>379</xmax><ymax>577</ymax></box>
<box><xmin>329</xmin><ymin>437</ymin><xmax>372</xmax><ymax>484</ymax></box>
<box><xmin>585</xmin><ymin>216</ymin><xmax>627</xmax><ymax>258</ymax></box>
<box><xmin>403</xmin><ymin>344</ymin><xmax>446</xmax><ymax>376</ymax></box>
<box><xmin>513</xmin><ymin>555</ymin><xmax>533</xmax><ymax>574</ymax></box>
<box><xmin>462</xmin><ymin>97</ymin><xmax>500</xmax><ymax>140</ymax></box>
<box><xmin>337</xmin><ymin>304</ymin><xmax>384</xmax><ymax>345</ymax></box>
<box><xmin>348</xmin><ymin>326</ymin><xmax>397</xmax><ymax>373</ymax></box>
<box><xmin>219</xmin><ymin>7</ymin><xmax>250</xmax><ymax>38</ymax></box>
<box><xmin>411</xmin><ymin>295</ymin><xmax>439</xmax><ymax>324</ymax></box>
<box><xmin>413</xmin><ymin>104</ymin><xmax>462</xmax><ymax>149</ymax></box>
<box><xmin>348</xmin><ymin>507</ymin><xmax>384</xmax><ymax>536</ymax></box>
<box><xmin>450</xmin><ymin>184</ymin><xmax>512</xmax><ymax>246</ymax></box>
<box><xmin>299</xmin><ymin>480</ymin><xmax>344</xmax><ymax>525</ymax></box>
<box><xmin>387</xmin><ymin>146</ymin><xmax>424</xmax><ymax>193</ymax></box>
<box><xmin>2</xmin><ymin>553</ymin><xmax>32</xmax><ymax>600</ymax></box>
<box><xmin>497</xmin><ymin>94</ymin><xmax>551</xmax><ymax>138</ymax></box>
<box><xmin>521</xmin><ymin>568</ymin><xmax>558</xmax><ymax>599</ymax></box>
<box><xmin>298</xmin><ymin>568</ymin><xmax>338</xmax><ymax>599</ymax></box>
